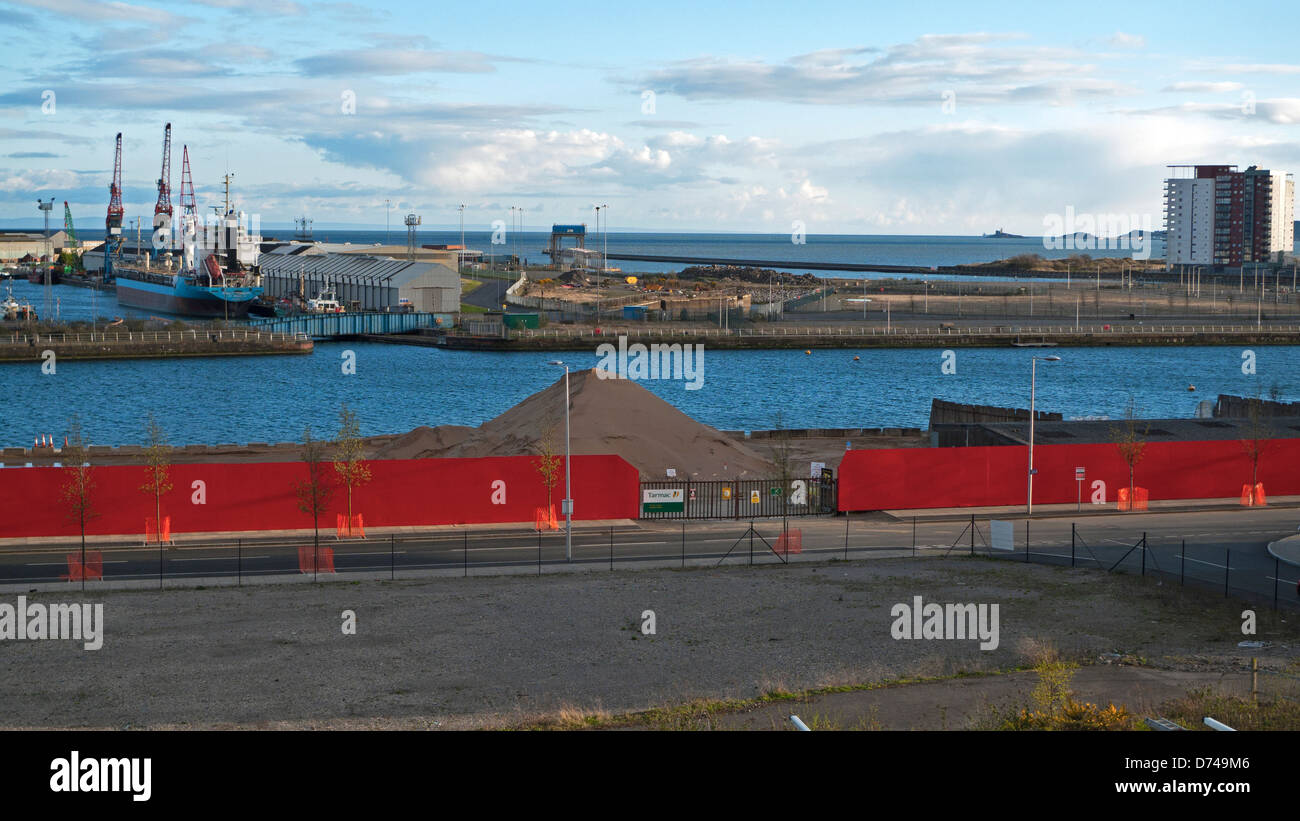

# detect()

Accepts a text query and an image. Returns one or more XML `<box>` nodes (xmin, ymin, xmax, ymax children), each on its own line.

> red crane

<box><xmin>155</xmin><ymin>122</ymin><xmax>172</xmax><ymax>218</ymax></box>
<box><xmin>106</xmin><ymin>132</ymin><xmax>123</xmax><ymax>235</ymax></box>
<box><xmin>179</xmin><ymin>144</ymin><xmax>196</xmax><ymax>219</ymax></box>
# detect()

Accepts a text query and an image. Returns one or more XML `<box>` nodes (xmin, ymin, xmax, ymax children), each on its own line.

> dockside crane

<box><xmin>104</xmin><ymin>131</ymin><xmax>124</xmax><ymax>281</ymax></box>
<box><xmin>153</xmin><ymin>122</ymin><xmax>173</xmax><ymax>260</ymax></box>
<box><xmin>179</xmin><ymin>144</ymin><xmax>197</xmax><ymax>272</ymax></box>
<box><xmin>62</xmin><ymin>201</ymin><xmax>78</xmax><ymax>250</ymax></box>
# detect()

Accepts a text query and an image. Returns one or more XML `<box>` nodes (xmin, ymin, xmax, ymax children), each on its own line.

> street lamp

<box><xmin>548</xmin><ymin>360</ymin><xmax>573</xmax><ymax>562</ymax></box>
<box><xmin>1027</xmin><ymin>355</ymin><xmax>1062</xmax><ymax>515</ymax></box>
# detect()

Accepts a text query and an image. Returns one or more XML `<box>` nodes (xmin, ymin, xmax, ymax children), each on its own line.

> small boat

<box><xmin>308</xmin><ymin>288</ymin><xmax>344</xmax><ymax>313</ymax></box>
<box><xmin>2</xmin><ymin>285</ymin><xmax>37</xmax><ymax>321</ymax></box>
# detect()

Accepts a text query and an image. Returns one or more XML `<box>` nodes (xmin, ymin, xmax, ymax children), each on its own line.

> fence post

<box><xmin>1024</xmin><ymin>519</ymin><xmax>1030</xmax><ymax>563</ymax></box>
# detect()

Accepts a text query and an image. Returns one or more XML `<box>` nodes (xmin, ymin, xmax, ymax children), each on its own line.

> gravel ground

<box><xmin>2</xmin><ymin>556</ymin><xmax>1296</xmax><ymax>729</ymax></box>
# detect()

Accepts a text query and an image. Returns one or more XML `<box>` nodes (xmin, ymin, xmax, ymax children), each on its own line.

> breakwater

<box><xmin>0</xmin><ymin>328</ymin><xmax>312</xmax><ymax>362</ymax></box>
<box><xmin>428</xmin><ymin>323</ymin><xmax>1300</xmax><ymax>351</ymax></box>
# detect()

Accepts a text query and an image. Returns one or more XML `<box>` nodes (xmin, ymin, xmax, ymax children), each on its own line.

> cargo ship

<box><xmin>113</xmin><ymin>173</ymin><xmax>263</xmax><ymax>318</ymax></box>
<box><xmin>113</xmin><ymin>257</ymin><xmax>260</xmax><ymax>318</ymax></box>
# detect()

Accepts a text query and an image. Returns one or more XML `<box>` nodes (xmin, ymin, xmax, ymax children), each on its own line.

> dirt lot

<box><xmin>2</xmin><ymin>555</ymin><xmax>1295</xmax><ymax>730</ymax></box>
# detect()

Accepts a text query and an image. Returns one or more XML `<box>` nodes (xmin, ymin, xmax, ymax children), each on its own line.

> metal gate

<box><xmin>639</xmin><ymin>472</ymin><xmax>836</xmax><ymax>520</ymax></box>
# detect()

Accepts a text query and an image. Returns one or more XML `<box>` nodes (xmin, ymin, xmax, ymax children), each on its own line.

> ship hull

<box><xmin>27</xmin><ymin>270</ymin><xmax>60</xmax><ymax>285</ymax></box>
<box><xmin>115</xmin><ymin>274</ymin><xmax>260</xmax><ymax>318</ymax></box>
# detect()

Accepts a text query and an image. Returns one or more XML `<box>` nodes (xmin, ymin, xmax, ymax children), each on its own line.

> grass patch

<box><xmin>459</xmin><ymin>303</ymin><xmax>489</xmax><ymax>314</ymax></box>
<box><xmin>1160</xmin><ymin>688</ymin><xmax>1300</xmax><ymax>731</ymax></box>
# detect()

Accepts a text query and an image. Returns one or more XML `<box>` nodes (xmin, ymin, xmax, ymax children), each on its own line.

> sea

<box><xmin>58</xmin><ymin>228</ymin><xmax>1163</xmax><ymax>278</ymax></box>
<box><xmin>5</xmin><ymin>230</ymin><xmax>1295</xmax><ymax>450</ymax></box>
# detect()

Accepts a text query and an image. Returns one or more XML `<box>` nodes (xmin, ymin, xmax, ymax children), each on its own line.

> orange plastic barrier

<box><xmin>335</xmin><ymin>513</ymin><xmax>367</xmax><ymax>539</ymax></box>
<box><xmin>144</xmin><ymin>516</ymin><xmax>171</xmax><ymax>544</ymax></box>
<box><xmin>534</xmin><ymin>505</ymin><xmax>558</xmax><ymax>531</ymax></box>
<box><xmin>1241</xmin><ymin>483</ymin><xmax>1268</xmax><ymax>507</ymax></box>
<box><xmin>61</xmin><ymin>550</ymin><xmax>104</xmax><ymax>581</ymax></box>
<box><xmin>1117</xmin><ymin>487</ymin><xmax>1149</xmax><ymax>511</ymax></box>
<box><xmin>297</xmin><ymin>546</ymin><xmax>336</xmax><ymax>574</ymax></box>
<box><xmin>774</xmin><ymin>529</ymin><xmax>803</xmax><ymax>556</ymax></box>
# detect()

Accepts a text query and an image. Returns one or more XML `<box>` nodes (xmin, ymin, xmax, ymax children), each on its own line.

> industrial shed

<box><xmin>257</xmin><ymin>246</ymin><xmax>460</xmax><ymax>312</ymax></box>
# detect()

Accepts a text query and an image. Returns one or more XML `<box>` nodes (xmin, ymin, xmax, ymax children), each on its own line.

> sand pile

<box><xmin>374</xmin><ymin>368</ymin><xmax>775</xmax><ymax>479</ymax></box>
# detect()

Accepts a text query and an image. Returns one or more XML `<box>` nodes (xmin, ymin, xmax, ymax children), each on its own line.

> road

<box><xmin>5</xmin><ymin>507</ymin><xmax>1297</xmax><ymax>606</ymax></box>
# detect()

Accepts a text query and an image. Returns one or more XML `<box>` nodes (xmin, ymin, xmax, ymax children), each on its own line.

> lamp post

<box><xmin>458</xmin><ymin>203</ymin><xmax>466</xmax><ymax>276</ymax></box>
<box><xmin>548</xmin><ymin>360</ymin><xmax>573</xmax><ymax>562</ymax></box>
<box><xmin>1027</xmin><ymin>355</ymin><xmax>1062</xmax><ymax>516</ymax></box>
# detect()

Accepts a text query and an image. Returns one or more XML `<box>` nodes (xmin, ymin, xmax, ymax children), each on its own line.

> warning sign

<box><xmin>750</xmin><ymin>490</ymin><xmax>761</xmax><ymax>504</ymax></box>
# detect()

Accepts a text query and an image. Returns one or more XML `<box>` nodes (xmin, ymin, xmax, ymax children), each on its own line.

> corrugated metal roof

<box><xmin>258</xmin><ymin>251</ymin><xmax>454</xmax><ymax>287</ymax></box>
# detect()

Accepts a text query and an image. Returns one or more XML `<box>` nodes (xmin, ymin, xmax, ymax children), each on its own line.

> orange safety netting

<box><xmin>535</xmin><ymin>505</ymin><xmax>559</xmax><ymax>531</ymax></box>
<box><xmin>297</xmin><ymin>546</ymin><xmax>336</xmax><ymax>574</ymax></box>
<box><xmin>335</xmin><ymin>513</ymin><xmax>366</xmax><ymax>539</ymax></box>
<box><xmin>774</xmin><ymin>529</ymin><xmax>803</xmax><ymax>556</ymax></box>
<box><xmin>61</xmin><ymin>551</ymin><xmax>103</xmax><ymax>581</ymax></box>
<box><xmin>144</xmin><ymin>516</ymin><xmax>171</xmax><ymax>544</ymax></box>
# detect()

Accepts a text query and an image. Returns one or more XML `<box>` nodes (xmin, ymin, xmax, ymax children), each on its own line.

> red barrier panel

<box><xmin>298</xmin><ymin>546</ymin><xmax>335</xmax><ymax>574</ymax></box>
<box><xmin>61</xmin><ymin>551</ymin><xmax>103</xmax><ymax>581</ymax></box>
<box><xmin>0</xmin><ymin>454</ymin><xmax>639</xmax><ymax>539</ymax></box>
<box><xmin>839</xmin><ymin>439</ymin><xmax>1300</xmax><ymax>511</ymax></box>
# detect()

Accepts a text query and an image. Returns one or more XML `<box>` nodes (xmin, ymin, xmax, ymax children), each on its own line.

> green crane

<box><xmin>62</xmin><ymin>201</ymin><xmax>78</xmax><ymax>249</ymax></box>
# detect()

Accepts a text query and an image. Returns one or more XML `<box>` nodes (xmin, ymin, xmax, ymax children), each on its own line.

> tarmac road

<box><xmin>3</xmin><ymin>506</ymin><xmax>1297</xmax><ymax>606</ymax></box>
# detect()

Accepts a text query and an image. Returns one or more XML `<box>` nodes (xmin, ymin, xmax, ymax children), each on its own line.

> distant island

<box><xmin>982</xmin><ymin>229</ymin><xmax>1025</xmax><ymax>239</ymax></box>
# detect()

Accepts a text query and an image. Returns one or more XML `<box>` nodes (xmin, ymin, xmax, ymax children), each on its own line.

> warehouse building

<box><xmin>0</xmin><ymin>230</ymin><xmax>70</xmax><ymax>262</ymax></box>
<box><xmin>257</xmin><ymin>245</ymin><xmax>460</xmax><ymax>312</ymax></box>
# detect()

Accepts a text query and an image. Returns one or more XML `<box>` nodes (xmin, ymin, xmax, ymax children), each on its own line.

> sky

<box><xmin>1</xmin><ymin>0</ymin><xmax>1298</xmax><ymax>235</ymax></box>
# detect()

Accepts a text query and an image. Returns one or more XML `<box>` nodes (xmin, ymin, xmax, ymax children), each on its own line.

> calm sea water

<box><xmin>59</xmin><ymin>228</ymin><xmax>1161</xmax><ymax>279</ymax></box>
<box><xmin>2</xmin><ymin>334</ymin><xmax>1294</xmax><ymax>448</ymax></box>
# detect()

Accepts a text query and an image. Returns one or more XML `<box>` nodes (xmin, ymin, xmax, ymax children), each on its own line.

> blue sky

<box><xmin>1</xmin><ymin>0</ymin><xmax>1298</xmax><ymax>233</ymax></box>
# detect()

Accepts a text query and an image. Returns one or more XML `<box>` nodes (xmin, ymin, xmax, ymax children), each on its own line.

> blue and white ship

<box><xmin>114</xmin><ymin>174</ymin><xmax>263</xmax><ymax>318</ymax></box>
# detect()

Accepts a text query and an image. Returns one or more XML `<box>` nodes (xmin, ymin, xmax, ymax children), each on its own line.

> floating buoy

<box><xmin>1188</xmin><ymin>385</ymin><xmax>1196</xmax><ymax>392</ymax></box>
<box><xmin>804</xmin><ymin>350</ymin><xmax>811</xmax><ymax>355</ymax></box>
<box><xmin>852</xmin><ymin>355</ymin><xmax>860</xmax><ymax>361</ymax></box>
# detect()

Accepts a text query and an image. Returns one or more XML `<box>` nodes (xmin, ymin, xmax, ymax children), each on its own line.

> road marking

<box><xmin>167</xmin><ymin>556</ymin><xmax>269</xmax><ymax>561</ymax></box>
<box><xmin>27</xmin><ymin>560</ymin><xmax>128</xmax><ymax>566</ymax></box>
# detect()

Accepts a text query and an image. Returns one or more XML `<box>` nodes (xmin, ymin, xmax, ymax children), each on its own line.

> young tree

<box><xmin>1109</xmin><ymin>398</ymin><xmax>1149</xmax><ymax>511</ymax></box>
<box><xmin>139</xmin><ymin>413</ymin><xmax>173</xmax><ymax>545</ymax></box>
<box><xmin>533</xmin><ymin>418</ymin><xmax>562</xmax><ymax>525</ymax></box>
<box><xmin>332</xmin><ymin>403</ymin><xmax>371</xmax><ymax>536</ymax></box>
<box><xmin>1240</xmin><ymin>393</ymin><xmax>1273</xmax><ymax>501</ymax></box>
<box><xmin>293</xmin><ymin>425</ymin><xmax>333</xmax><ymax>578</ymax></box>
<box><xmin>60</xmin><ymin>416</ymin><xmax>96</xmax><ymax>589</ymax></box>
<box><xmin>766</xmin><ymin>411</ymin><xmax>797</xmax><ymax>518</ymax></box>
